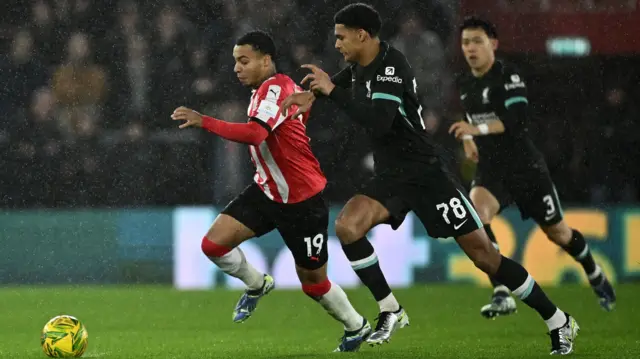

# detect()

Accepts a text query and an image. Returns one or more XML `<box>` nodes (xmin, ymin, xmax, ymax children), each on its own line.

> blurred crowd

<box><xmin>497</xmin><ymin>0</ymin><xmax>636</xmax><ymax>12</ymax></box>
<box><xmin>0</xmin><ymin>0</ymin><xmax>454</xmax><ymax>207</ymax></box>
<box><xmin>0</xmin><ymin>0</ymin><xmax>638</xmax><ymax>209</ymax></box>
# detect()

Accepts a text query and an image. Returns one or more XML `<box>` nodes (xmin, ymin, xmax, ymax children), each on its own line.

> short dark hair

<box><xmin>334</xmin><ymin>3</ymin><xmax>381</xmax><ymax>37</ymax></box>
<box><xmin>460</xmin><ymin>16</ymin><xmax>498</xmax><ymax>39</ymax></box>
<box><xmin>236</xmin><ymin>30</ymin><xmax>277</xmax><ymax>59</ymax></box>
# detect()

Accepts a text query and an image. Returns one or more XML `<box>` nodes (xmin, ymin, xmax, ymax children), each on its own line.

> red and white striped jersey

<box><xmin>246</xmin><ymin>73</ymin><xmax>326</xmax><ymax>203</ymax></box>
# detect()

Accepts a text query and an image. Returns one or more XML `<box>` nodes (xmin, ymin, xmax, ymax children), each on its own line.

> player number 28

<box><xmin>304</xmin><ymin>234</ymin><xmax>324</xmax><ymax>257</ymax></box>
<box><xmin>436</xmin><ymin>197</ymin><xmax>467</xmax><ymax>224</ymax></box>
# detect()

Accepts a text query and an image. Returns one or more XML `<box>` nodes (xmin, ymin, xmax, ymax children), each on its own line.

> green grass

<box><xmin>1</xmin><ymin>284</ymin><xmax>639</xmax><ymax>359</ymax></box>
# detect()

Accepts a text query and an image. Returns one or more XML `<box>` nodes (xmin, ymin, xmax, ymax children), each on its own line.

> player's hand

<box><xmin>463</xmin><ymin>137</ymin><xmax>479</xmax><ymax>163</ymax></box>
<box><xmin>171</xmin><ymin>106</ymin><xmax>203</xmax><ymax>129</ymax></box>
<box><xmin>281</xmin><ymin>91</ymin><xmax>315</xmax><ymax>118</ymax></box>
<box><xmin>300</xmin><ymin>64</ymin><xmax>335</xmax><ymax>96</ymax></box>
<box><xmin>448</xmin><ymin>121</ymin><xmax>479</xmax><ymax>139</ymax></box>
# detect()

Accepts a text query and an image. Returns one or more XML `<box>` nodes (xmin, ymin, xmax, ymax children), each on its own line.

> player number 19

<box><xmin>304</xmin><ymin>234</ymin><xmax>324</xmax><ymax>257</ymax></box>
<box><xmin>436</xmin><ymin>197</ymin><xmax>467</xmax><ymax>224</ymax></box>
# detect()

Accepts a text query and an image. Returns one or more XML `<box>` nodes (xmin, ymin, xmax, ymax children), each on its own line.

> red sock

<box><xmin>302</xmin><ymin>279</ymin><xmax>332</xmax><ymax>297</ymax></box>
<box><xmin>201</xmin><ymin>237</ymin><xmax>232</xmax><ymax>257</ymax></box>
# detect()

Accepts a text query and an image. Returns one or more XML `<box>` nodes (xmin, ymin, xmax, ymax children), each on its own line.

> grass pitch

<box><xmin>1</xmin><ymin>284</ymin><xmax>638</xmax><ymax>358</ymax></box>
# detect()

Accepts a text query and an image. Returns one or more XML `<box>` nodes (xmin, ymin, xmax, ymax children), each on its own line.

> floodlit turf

<box><xmin>1</xmin><ymin>284</ymin><xmax>638</xmax><ymax>358</ymax></box>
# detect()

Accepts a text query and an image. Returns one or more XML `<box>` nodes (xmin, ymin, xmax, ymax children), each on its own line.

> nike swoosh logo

<box><xmin>269</xmin><ymin>89</ymin><xmax>277</xmax><ymax>96</ymax></box>
<box><xmin>545</xmin><ymin>214</ymin><xmax>555</xmax><ymax>221</ymax></box>
<box><xmin>454</xmin><ymin>219</ymin><xmax>468</xmax><ymax>230</ymax></box>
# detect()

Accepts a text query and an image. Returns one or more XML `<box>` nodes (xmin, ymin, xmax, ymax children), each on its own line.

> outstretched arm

<box><xmin>171</xmin><ymin>106</ymin><xmax>268</xmax><ymax>146</ymax></box>
<box><xmin>202</xmin><ymin>116</ymin><xmax>269</xmax><ymax>146</ymax></box>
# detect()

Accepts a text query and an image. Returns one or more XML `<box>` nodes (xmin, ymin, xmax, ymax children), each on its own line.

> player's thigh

<box><xmin>334</xmin><ymin>195</ymin><xmax>394</xmax><ymax>242</ymax></box>
<box><xmin>515</xmin><ymin>176</ymin><xmax>571</xmax><ymax>244</ymax></box>
<box><xmin>514</xmin><ymin>173</ymin><xmax>564</xmax><ymax>228</ymax></box>
<box><xmin>410</xmin><ymin>179</ymin><xmax>483</xmax><ymax>240</ymax></box>
<box><xmin>335</xmin><ymin>176</ymin><xmax>409</xmax><ymax>243</ymax></box>
<box><xmin>277</xmin><ymin>193</ymin><xmax>330</xmax><ymax>271</ymax></box>
<box><xmin>469</xmin><ymin>186</ymin><xmax>500</xmax><ymax>224</ymax></box>
<box><xmin>470</xmin><ymin>174</ymin><xmax>510</xmax><ymax>224</ymax></box>
<box><xmin>209</xmin><ymin>183</ymin><xmax>276</xmax><ymax>248</ymax></box>
<box><xmin>412</xmin><ymin>178</ymin><xmax>502</xmax><ymax>274</ymax></box>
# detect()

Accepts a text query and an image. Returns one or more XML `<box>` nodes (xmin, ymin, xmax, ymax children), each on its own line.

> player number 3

<box><xmin>304</xmin><ymin>234</ymin><xmax>324</xmax><ymax>257</ymax></box>
<box><xmin>436</xmin><ymin>197</ymin><xmax>467</xmax><ymax>224</ymax></box>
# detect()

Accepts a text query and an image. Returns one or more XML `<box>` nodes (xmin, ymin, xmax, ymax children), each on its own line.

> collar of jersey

<box><xmin>354</xmin><ymin>41</ymin><xmax>390</xmax><ymax>79</ymax></box>
<box><xmin>468</xmin><ymin>59</ymin><xmax>504</xmax><ymax>82</ymax></box>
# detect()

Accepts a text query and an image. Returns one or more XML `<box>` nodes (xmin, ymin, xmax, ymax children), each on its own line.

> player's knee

<box><xmin>201</xmin><ymin>236</ymin><xmax>232</xmax><ymax>258</ymax></box>
<box><xmin>335</xmin><ymin>218</ymin><xmax>365</xmax><ymax>244</ymax></box>
<box><xmin>476</xmin><ymin>206</ymin><xmax>494</xmax><ymax>225</ymax></box>
<box><xmin>296</xmin><ymin>265</ymin><xmax>327</xmax><ymax>285</ymax></box>
<box><xmin>470</xmin><ymin>192</ymin><xmax>498</xmax><ymax>224</ymax></box>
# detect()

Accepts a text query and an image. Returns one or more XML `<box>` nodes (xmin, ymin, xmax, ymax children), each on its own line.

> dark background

<box><xmin>0</xmin><ymin>0</ymin><xmax>637</xmax><ymax>209</ymax></box>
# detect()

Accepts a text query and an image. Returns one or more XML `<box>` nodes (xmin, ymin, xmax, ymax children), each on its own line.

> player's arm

<box><xmin>204</xmin><ymin>116</ymin><xmax>269</xmax><ymax>145</ymax></box>
<box><xmin>484</xmin><ymin>72</ymin><xmax>530</xmax><ymax>135</ymax></box>
<box><xmin>282</xmin><ymin>67</ymin><xmax>352</xmax><ymax>117</ymax></box>
<box><xmin>462</xmin><ymin>135</ymin><xmax>479</xmax><ymax>163</ymax></box>
<box><xmin>464</xmin><ymin>73</ymin><xmax>529</xmax><ymax>137</ymax></box>
<box><xmin>449</xmin><ymin>74</ymin><xmax>530</xmax><ymax>140</ymax></box>
<box><xmin>301</xmin><ymin>63</ymin><xmax>401</xmax><ymax>138</ymax></box>
<box><xmin>331</xmin><ymin>66</ymin><xmax>352</xmax><ymax>89</ymax></box>
<box><xmin>328</xmin><ymin>85</ymin><xmax>397</xmax><ymax>137</ymax></box>
<box><xmin>476</xmin><ymin>118</ymin><xmax>506</xmax><ymax>136</ymax></box>
<box><xmin>449</xmin><ymin>116</ymin><xmax>505</xmax><ymax>140</ymax></box>
<box><xmin>171</xmin><ymin>106</ymin><xmax>269</xmax><ymax>146</ymax></box>
<box><xmin>284</xmin><ymin>64</ymin><xmax>396</xmax><ymax>137</ymax></box>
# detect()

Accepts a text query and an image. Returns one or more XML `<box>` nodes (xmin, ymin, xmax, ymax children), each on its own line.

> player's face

<box><xmin>233</xmin><ymin>44</ymin><xmax>269</xmax><ymax>87</ymax></box>
<box><xmin>461</xmin><ymin>29</ymin><xmax>497</xmax><ymax>71</ymax></box>
<box><xmin>334</xmin><ymin>24</ymin><xmax>364</xmax><ymax>63</ymax></box>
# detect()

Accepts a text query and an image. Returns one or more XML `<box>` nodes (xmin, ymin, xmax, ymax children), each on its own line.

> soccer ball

<box><xmin>41</xmin><ymin>315</ymin><xmax>88</xmax><ymax>358</ymax></box>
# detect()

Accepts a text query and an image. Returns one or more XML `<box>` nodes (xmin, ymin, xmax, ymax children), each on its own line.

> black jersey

<box><xmin>329</xmin><ymin>42</ymin><xmax>448</xmax><ymax>180</ymax></box>
<box><xmin>457</xmin><ymin>60</ymin><xmax>546</xmax><ymax>174</ymax></box>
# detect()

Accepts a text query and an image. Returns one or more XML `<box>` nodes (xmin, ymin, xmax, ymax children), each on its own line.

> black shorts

<box><xmin>359</xmin><ymin>173</ymin><xmax>483</xmax><ymax>239</ymax></box>
<box><xmin>221</xmin><ymin>183</ymin><xmax>328</xmax><ymax>270</ymax></box>
<box><xmin>471</xmin><ymin>169</ymin><xmax>563</xmax><ymax>226</ymax></box>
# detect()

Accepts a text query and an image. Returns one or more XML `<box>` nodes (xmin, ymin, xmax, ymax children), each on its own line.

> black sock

<box><xmin>561</xmin><ymin>229</ymin><xmax>600</xmax><ymax>284</ymax></box>
<box><xmin>493</xmin><ymin>255</ymin><xmax>558</xmax><ymax>320</ymax></box>
<box><xmin>484</xmin><ymin>224</ymin><xmax>504</xmax><ymax>290</ymax></box>
<box><xmin>342</xmin><ymin>237</ymin><xmax>392</xmax><ymax>301</ymax></box>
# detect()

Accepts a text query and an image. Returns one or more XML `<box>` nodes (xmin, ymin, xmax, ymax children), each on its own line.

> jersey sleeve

<box><xmin>494</xmin><ymin>71</ymin><xmax>529</xmax><ymax>132</ymax></box>
<box><xmin>328</xmin><ymin>60</ymin><xmax>406</xmax><ymax>138</ymax></box>
<box><xmin>248</xmin><ymin>78</ymin><xmax>288</xmax><ymax>131</ymax></box>
<box><xmin>331</xmin><ymin>66</ymin><xmax>353</xmax><ymax>89</ymax></box>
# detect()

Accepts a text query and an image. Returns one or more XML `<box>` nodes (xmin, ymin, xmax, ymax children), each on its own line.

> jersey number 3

<box><xmin>436</xmin><ymin>198</ymin><xmax>467</xmax><ymax>225</ymax></box>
